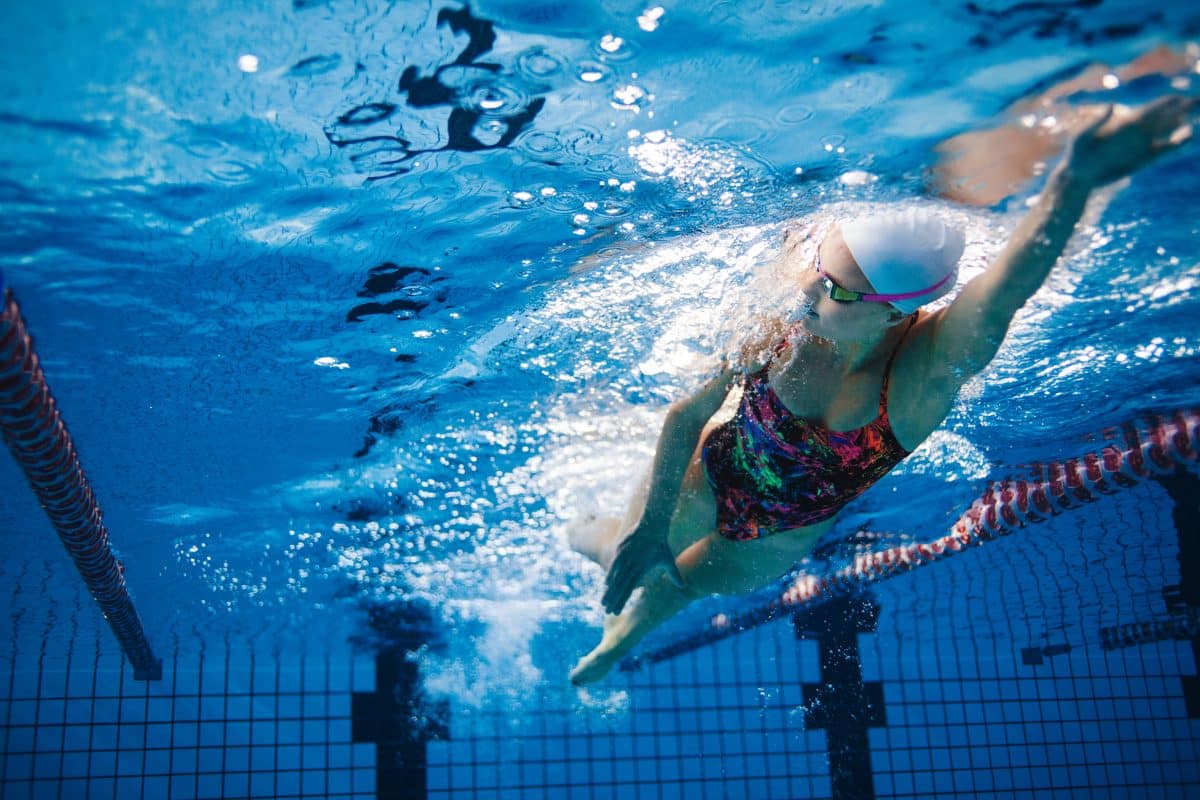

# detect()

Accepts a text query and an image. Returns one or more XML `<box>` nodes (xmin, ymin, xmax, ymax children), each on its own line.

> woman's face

<box><xmin>783</xmin><ymin>225</ymin><xmax>905</xmax><ymax>342</ymax></box>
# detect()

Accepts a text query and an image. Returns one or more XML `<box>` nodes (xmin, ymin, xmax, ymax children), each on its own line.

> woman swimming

<box><xmin>569</xmin><ymin>91</ymin><xmax>1195</xmax><ymax>685</ymax></box>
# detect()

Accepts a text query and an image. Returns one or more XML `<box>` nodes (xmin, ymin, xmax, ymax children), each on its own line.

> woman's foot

<box><xmin>567</xmin><ymin>514</ymin><xmax>624</xmax><ymax>570</ymax></box>
<box><xmin>569</xmin><ymin>608</ymin><xmax>639</xmax><ymax>685</ymax></box>
<box><xmin>570</xmin><ymin>572</ymin><xmax>697</xmax><ymax>685</ymax></box>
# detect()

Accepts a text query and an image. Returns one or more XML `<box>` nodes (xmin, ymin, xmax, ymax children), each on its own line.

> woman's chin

<box><xmin>801</xmin><ymin>317</ymin><xmax>857</xmax><ymax>344</ymax></box>
<box><xmin>800</xmin><ymin>315</ymin><xmax>829</xmax><ymax>338</ymax></box>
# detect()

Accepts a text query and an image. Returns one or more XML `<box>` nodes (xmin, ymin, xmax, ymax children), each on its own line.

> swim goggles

<box><xmin>815</xmin><ymin>250</ymin><xmax>954</xmax><ymax>304</ymax></box>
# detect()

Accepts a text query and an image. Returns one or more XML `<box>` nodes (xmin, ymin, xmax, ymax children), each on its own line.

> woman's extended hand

<box><xmin>1065</xmin><ymin>96</ymin><xmax>1194</xmax><ymax>189</ymax></box>
<box><xmin>602</xmin><ymin>523</ymin><xmax>685</xmax><ymax>615</ymax></box>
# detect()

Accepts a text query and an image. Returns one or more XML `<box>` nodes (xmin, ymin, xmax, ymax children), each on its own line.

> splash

<box><xmin>418</xmin><ymin>599</ymin><xmax>550</xmax><ymax>711</ymax></box>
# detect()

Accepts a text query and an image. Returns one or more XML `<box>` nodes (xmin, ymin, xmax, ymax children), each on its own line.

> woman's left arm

<box><xmin>928</xmin><ymin>97</ymin><xmax>1193</xmax><ymax>382</ymax></box>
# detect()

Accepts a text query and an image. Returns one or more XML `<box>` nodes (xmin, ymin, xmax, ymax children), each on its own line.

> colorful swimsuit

<box><xmin>701</xmin><ymin>322</ymin><xmax>915</xmax><ymax>541</ymax></box>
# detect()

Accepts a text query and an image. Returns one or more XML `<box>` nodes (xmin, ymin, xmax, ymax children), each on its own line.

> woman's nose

<box><xmin>798</xmin><ymin>276</ymin><xmax>821</xmax><ymax>307</ymax></box>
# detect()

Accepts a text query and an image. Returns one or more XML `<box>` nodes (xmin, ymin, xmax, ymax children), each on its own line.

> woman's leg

<box><xmin>569</xmin><ymin>523</ymin><xmax>822</xmax><ymax>685</ymax></box>
<box><xmin>568</xmin><ymin>420</ymin><xmax>722</xmax><ymax>570</ymax></box>
<box><xmin>568</xmin><ymin>570</ymin><xmax>698</xmax><ymax>685</ymax></box>
<box><xmin>567</xmin><ymin>517</ymin><xmax>625</xmax><ymax>569</ymax></box>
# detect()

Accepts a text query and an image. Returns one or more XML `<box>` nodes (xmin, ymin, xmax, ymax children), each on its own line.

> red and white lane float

<box><xmin>776</xmin><ymin>410</ymin><xmax>1199</xmax><ymax>608</ymax></box>
<box><xmin>0</xmin><ymin>273</ymin><xmax>161</xmax><ymax>680</ymax></box>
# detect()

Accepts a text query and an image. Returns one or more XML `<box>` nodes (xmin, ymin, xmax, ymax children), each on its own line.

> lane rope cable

<box><xmin>0</xmin><ymin>271</ymin><xmax>161</xmax><ymax>681</ymax></box>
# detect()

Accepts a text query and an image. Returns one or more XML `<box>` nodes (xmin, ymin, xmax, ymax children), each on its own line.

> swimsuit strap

<box><xmin>878</xmin><ymin>312</ymin><xmax>921</xmax><ymax>415</ymax></box>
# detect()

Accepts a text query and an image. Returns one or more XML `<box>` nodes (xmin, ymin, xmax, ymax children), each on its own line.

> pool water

<box><xmin>2</xmin><ymin>0</ymin><xmax>1199</xmax><ymax>797</ymax></box>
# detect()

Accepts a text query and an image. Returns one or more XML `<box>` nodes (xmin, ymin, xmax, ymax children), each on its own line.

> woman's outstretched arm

<box><xmin>931</xmin><ymin>46</ymin><xmax>1194</xmax><ymax>207</ymax></box>
<box><xmin>601</xmin><ymin>365</ymin><xmax>738</xmax><ymax>614</ymax></box>
<box><xmin>925</xmin><ymin>98</ymin><xmax>1193</xmax><ymax>395</ymax></box>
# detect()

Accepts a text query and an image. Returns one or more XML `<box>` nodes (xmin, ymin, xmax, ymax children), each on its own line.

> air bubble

<box><xmin>599</xmin><ymin>34</ymin><xmax>624</xmax><ymax>53</ymax></box>
<box><xmin>206</xmin><ymin>160</ymin><xmax>255</xmax><ymax>185</ymax></box>
<box><xmin>566</xmin><ymin>126</ymin><xmax>608</xmax><ymax>157</ymax></box>
<box><xmin>465</xmin><ymin>81</ymin><xmax>529</xmax><ymax>115</ymax></box>
<box><xmin>706</xmin><ymin>115</ymin><xmax>772</xmax><ymax>146</ymax></box>
<box><xmin>838</xmin><ymin>170</ymin><xmax>877</xmax><ymax>186</ymax></box>
<box><xmin>592</xmin><ymin>36</ymin><xmax>640</xmax><ymax>62</ymax></box>
<box><xmin>777</xmin><ymin>104</ymin><xmax>815</xmax><ymax>125</ymax></box>
<box><xmin>612</xmin><ymin>84</ymin><xmax>650</xmax><ymax>111</ymax></box>
<box><xmin>508</xmin><ymin>190</ymin><xmax>536</xmax><ymax>208</ymax></box>
<box><xmin>637</xmin><ymin>6</ymin><xmax>665</xmax><ymax>31</ymax></box>
<box><xmin>471</xmin><ymin>118</ymin><xmax>509</xmax><ymax>146</ymax></box>
<box><xmin>577</xmin><ymin>62</ymin><xmax>614</xmax><ymax>84</ymax></box>
<box><xmin>820</xmin><ymin>134</ymin><xmax>845</xmax><ymax>153</ymax></box>
<box><xmin>518</xmin><ymin>130</ymin><xmax>565</xmax><ymax>158</ymax></box>
<box><xmin>515</xmin><ymin>46</ymin><xmax>567</xmax><ymax>80</ymax></box>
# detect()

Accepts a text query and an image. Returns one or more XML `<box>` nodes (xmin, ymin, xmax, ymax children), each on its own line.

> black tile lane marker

<box><xmin>795</xmin><ymin>594</ymin><xmax>887</xmax><ymax>800</ymax></box>
<box><xmin>1151</xmin><ymin>468</ymin><xmax>1200</xmax><ymax>718</ymax></box>
<box><xmin>351</xmin><ymin>603</ymin><xmax>449</xmax><ymax>800</ymax></box>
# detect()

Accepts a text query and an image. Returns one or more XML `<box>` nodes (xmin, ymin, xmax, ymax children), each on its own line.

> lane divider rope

<box><xmin>0</xmin><ymin>274</ymin><xmax>161</xmax><ymax>680</ymax></box>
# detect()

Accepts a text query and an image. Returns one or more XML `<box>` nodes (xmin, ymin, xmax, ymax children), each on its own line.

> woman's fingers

<box><xmin>1146</xmin><ymin>95</ymin><xmax>1194</xmax><ymax>127</ymax></box>
<box><xmin>600</xmin><ymin>584</ymin><xmax>623</xmax><ymax>615</ymax></box>
<box><xmin>602</xmin><ymin>539</ymin><xmax>678</xmax><ymax>614</ymax></box>
<box><xmin>1166</xmin><ymin>122</ymin><xmax>1193</xmax><ymax>148</ymax></box>
<box><xmin>1152</xmin><ymin>121</ymin><xmax>1193</xmax><ymax>153</ymax></box>
<box><xmin>1135</xmin><ymin>96</ymin><xmax>1191</xmax><ymax>140</ymax></box>
<box><xmin>1140</xmin><ymin>102</ymin><xmax>1194</xmax><ymax>160</ymax></box>
<box><xmin>602</xmin><ymin>548</ymin><xmax>645</xmax><ymax>613</ymax></box>
<box><xmin>603</xmin><ymin>571</ymin><xmax>638</xmax><ymax>613</ymax></box>
<box><xmin>604</xmin><ymin>533</ymin><xmax>650</xmax><ymax>610</ymax></box>
<box><xmin>1148</xmin><ymin>97</ymin><xmax>1195</xmax><ymax>150</ymax></box>
<box><xmin>1071</xmin><ymin>94</ymin><xmax>1195</xmax><ymax>185</ymax></box>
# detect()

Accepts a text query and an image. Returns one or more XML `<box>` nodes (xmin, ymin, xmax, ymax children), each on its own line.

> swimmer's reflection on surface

<box><xmin>569</xmin><ymin>48</ymin><xmax>1197</xmax><ymax>685</ymax></box>
<box><xmin>325</xmin><ymin>5</ymin><xmax>545</xmax><ymax>182</ymax></box>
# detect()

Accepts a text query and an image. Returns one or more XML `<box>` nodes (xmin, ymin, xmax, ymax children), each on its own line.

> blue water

<box><xmin>2</xmin><ymin>0</ymin><xmax>1199</xmax><ymax>786</ymax></box>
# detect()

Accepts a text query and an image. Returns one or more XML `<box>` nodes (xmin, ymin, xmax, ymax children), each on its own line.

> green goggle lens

<box><xmin>822</xmin><ymin>278</ymin><xmax>862</xmax><ymax>303</ymax></box>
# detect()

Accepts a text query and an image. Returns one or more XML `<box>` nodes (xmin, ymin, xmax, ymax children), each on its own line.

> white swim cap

<box><xmin>840</xmin><ymin>208</ymin><xmax>965</xmax><ymax>314</ymax></box>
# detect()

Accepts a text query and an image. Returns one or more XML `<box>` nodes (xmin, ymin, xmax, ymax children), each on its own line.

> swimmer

<box><xmin>569</xmin><ymin>79</ymin><xmax>1195</xmax><ymax>685</ymax></box>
